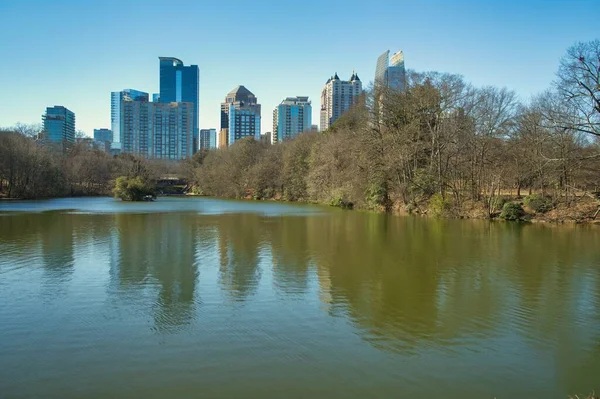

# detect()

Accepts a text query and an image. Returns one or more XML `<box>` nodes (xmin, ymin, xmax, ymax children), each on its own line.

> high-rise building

<box><xmin>219</xmin><ymin>86</ymin><xmax>261</xmax><ymax>147</ymax></box>
<box><xmin>111</xmin><ymin>89</ymin><xmax>148</xmax><ymax>151</ymax></box>
<box><xmin>93</xmin><ymin>128</ymin><xmax>112</xmax><ymax>143</ymax></box>
<box><xmin>119</xmin><ymin>93</ymin><xmax>193</xmax><ymax>160</ymax></box>
<box><xmin>319</xmin><ymin>72</ymin><xmax>362</xmax><ymax>131</ymax></box>
<box><xmin>199</xmin><ymin>128</ymin><xmax>217</xmax><ymax>150</ymax></box>
<box><xmin>272</xmin><ymin>96</ymin><xmax>312</xmax><ymax>144</ymax></box>
<box><xmin>375</xmin><ymin>50</ymin><xmax>406</xmax><ymax>91</ymax></box>
<box><xmin>159</xmin><ymin>57</ymin><xmax>199</xmax><ymax>152</ymax></box>
<box><xmin>42</xmin><ymin>106</ymin><xmax>75</xmax><ymax>150</ymax></box>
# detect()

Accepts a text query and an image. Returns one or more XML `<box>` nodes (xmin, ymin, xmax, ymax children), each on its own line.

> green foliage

<box><xmin>113</xmin><ymin>176</ymin><xmax>155</xmax><ymax>201</ymax></box>
<box><xmin>328</xmin><ymin>191</ymin><xmax>353</xmax><ymax>209</ymax></box>
<box><xmin>428</xmin><ymin>193</ymin><xmax>450</xmax><ymax>217</ymax></box>
<box><xmin>500</xmin><ymin>202</ymin><xmax>525</xmax><ymax>221</ymax></box>
<box><xmin>488</xmin><ymin>195</ymin><xmax>508</xmax><ymax>212</ymax></box>
<box><xmin>410</xmin><ymin>169</ymin><xmax>436</xmax><ymax>197</ymax></box>
<box><xmin>523</xmin><ymin>194</ymin><xmax>553</xmax><ymax>213</ymax></box>
<box><xmin>365</xmin><ymin>181</ymin><xmax>388</xmax><ymax>211</ymax></box>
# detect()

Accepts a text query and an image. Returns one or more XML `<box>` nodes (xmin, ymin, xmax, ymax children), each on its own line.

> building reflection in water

<box><xmin>111</xmin><ymin>212</ymin><xmax>199</xmax><ymax>332</ymax></box>
<box><xmin>216</xmin><ymin>214</ymin><xmax>262</xmax><ymax>301</ymax></box>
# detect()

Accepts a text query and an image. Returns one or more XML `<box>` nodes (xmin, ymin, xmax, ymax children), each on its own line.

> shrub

<box><xmin>500</xmin><ymin>202</ymin><xmax>525</xmax><ymax>221</ymax></box>
<box><xmin>428</xmin><ymin>193</ymin><xmax>450</xmax><ymax>217</ymax></box>
<box><xmin>523</xmin><ymin>194</ymin><xmax>553</xmax><ymax>213</ymax></box>
<box><xmin>488</xmin><ymin>195</ymin><xmax>508</xmax><ymax>213</ymax></box>
<box><xmin>113</xmin><ymin>176</ymin><xmax>155</xmax><ymax>201</ymax></box>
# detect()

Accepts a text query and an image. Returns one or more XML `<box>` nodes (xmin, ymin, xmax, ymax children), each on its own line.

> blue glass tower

<box><xmin>42</xmin><ymin>106</ymin><xmax>75</xmax><ymax>150</ymax></box>
<box><xmin>159</xmin><ymin>57</ymin><xmax>199</xmax><ymax>152</ymax></box>
<box><xmin>273</xmin><ymin>97</ymin><xmax>311</xmax><ymax>143</ymax></box>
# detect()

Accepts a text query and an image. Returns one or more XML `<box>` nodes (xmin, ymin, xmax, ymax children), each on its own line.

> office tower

<box><xmin>375</xmin><ymin>50</ymin><xmax>406</xmax><ymax>91</ymax></box>
<box><xmin>111</xmin><ymin>89</ymin><xmax>148</xmax><ymax>151</ymax></box>
<box><xmin>152</xmin><ymin>93</ymin><xmax>160</xmax><ymax>102</ymax></box>
<box><xmin>219</xmin><ymin>86</ymin><xmax>261</xmax><ymax>147</ymax></box>
<box><xmin>159</xmin><ymin>57</ymin><xmax>199</xmax><ymax>152</ymax></box>
<box><xmin>42</xmin><ymin>106</ymin><xmax>75</xmax><ymax>150</ymax></box>
<box><xmin>319</xmin><ymin>72</ymin><xmax>362</xmax><ymax>131</ymax></box>
<box><xmin>272</xmin><ymin>96</ymin><xmax>312</xmax><ymax>144</ymax></box>
<box><xmin>199</xmin><ymin>128</ymin><xmax>217</xmax><ymax>150</ymax></box>
<box><xmin>93</xmin><ymin>128</ymin><xmax>113</xmax><ymax>152</ymax></box>
<box><xmin>93</xmin><ymin>128</ymin><xmax>112</xmax><ymax>143</ymax></box>
<box><xmin>119</xmin><ymin>93</ymin><xmax>193</xmax><ymax>160</ymax></box>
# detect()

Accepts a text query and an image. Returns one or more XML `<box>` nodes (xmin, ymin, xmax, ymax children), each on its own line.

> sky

<box><xmin>0</xmin><ymin>0</ymin><xmax>598</xmax><ymax>136</ymax></box>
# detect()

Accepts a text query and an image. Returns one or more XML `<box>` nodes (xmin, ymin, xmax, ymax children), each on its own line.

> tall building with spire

<box><xmin>374</xmin><ymin>50</ymin><xmax>406</xmax><ymax>91</ymax></box>
<box><xmin>319</xmin><ymin>71</ymin><xmax>362</xmax><ymax>131</ymax></box>
<box><xmin>219</xmin><ymin>86</ymin><xmax>261</xmax><ymax>147</ymax></box>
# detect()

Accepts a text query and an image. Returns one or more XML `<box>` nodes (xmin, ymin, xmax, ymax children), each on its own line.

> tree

<box><xmin>113</xmin><ymin>176</ymin><xmax>155</xmax><ymax>201</ymax></box>
<box><xmin>555</xmin><ymin>39</ymin><xmax>600</xmax><ymax>137</ymax></box>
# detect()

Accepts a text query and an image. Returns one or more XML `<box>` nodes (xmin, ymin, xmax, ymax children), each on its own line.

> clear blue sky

<box><xmin>0</xmin><ymin>0</ymin><xmax>598</xmax><ymax>136</ymax></box>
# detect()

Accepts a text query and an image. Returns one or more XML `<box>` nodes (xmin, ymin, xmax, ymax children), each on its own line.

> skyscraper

<box><xmin>118</xmin><ymin>92</ymin><xmax>193</xmax><ymax>160</ymax></box>
<box><xmin>219</xmin><ymin>86</ymin><xmax>261</xmax><ymax>147</ymax></box>
<box><xmin>159</xmin><ymin>57</ymin><xmax>199</xmax><ymax>152</ymax></box>
<box><xmin>375</xmin><ymin>50</ymin><xmax>406</xmax><ymax>91</ymax></box>
<box><xmin>319</xmin><ymin>72</ymin><xmax>362</xmax><ymax>131</ymax></box>
<box><xmin>42</xmin><ymin>106</ymin><xmax>75</xmax><ymax>150</ymax></box>
<box><xmin>199</xmin><ymin>129</ymin><xmax>217</xmax><ymax>150</ymax></box>
<box><xmin>272</xmin><ymin>96</ymin><xmax>312</xmax><ymax>144</ymax></box>
<box><xmin>111</xmin><ymin>89</ymin><xmax>148</xmax><ymax>151</ymax></box>
<box><xmin>93</xmin><ymin>128</ymin><xmax>112</xmax><ymax>143</ymax></box>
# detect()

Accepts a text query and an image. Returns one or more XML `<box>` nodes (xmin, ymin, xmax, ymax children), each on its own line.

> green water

<box><xmin>0</xmin><ymin>197</ymin><xmax>599</xmax><ymax>398</ymax></box>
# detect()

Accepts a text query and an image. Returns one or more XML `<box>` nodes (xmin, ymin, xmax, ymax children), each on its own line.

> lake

<box><xmin>1</xmin><ymin>197</ymin><xmax>599</xmax><ymax>398</ymax></box>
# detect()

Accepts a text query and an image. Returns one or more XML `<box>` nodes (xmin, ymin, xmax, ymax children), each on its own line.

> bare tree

<box><xmin>555</xmin><ymin>39</ymin><xmax>600</xmax><ymax>137</ymax></box>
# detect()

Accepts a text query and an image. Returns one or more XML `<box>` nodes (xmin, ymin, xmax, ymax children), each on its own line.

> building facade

<box><xmin>219</xmin><ymin>86</ymin><xmax>261</xmax><ymax>147</ymax></box>
<box><xmin>159</xmin><ymin>57</ymin><xmax>199</xmax><ymax>152</ymax></box>
<box><xmin>375</xmin><ymin>50</ymin><xmax>406</xmax><ymax>91</ymax></box>
<box><xmin>272</xmin><ymin>96</ymin><xmax>311</xmax><ymax>144</ymax></box>
<box><xmin>319</xmin><ymin>72</ymin><xmax>362</xmax><ymax>131</ymax></box>
<box><xmin>93</xmin><ymin>128</ymin><xmax>112</xmax><ymax>143</ymax></box>
<box><xmin>111</xmin><ymin>89</ymin><xmax>148</xmax><ymax>151</ymax></box>
<box><xmin>119</xmin><ymin>94</ymin><xmax>193</xmax><ymax>160</ymax></box>
<box><xmin>42</xmin><ymin>106</ymin><xmax>75</xmax><ymax>150</ymax></box>
<box><xmin>199</xmin><ymin>128</ymin><xmax>217</xmax><ymax>150</ymax></box>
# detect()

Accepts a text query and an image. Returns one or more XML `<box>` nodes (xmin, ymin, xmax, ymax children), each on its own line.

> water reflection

<box><xmin>111</xmin><ymin>213</ymin><xmax>199</xmax><ymax>332</ymax></box>
<box><xmin>1</xmin><ymin>200</ymin><xmax>600</xmax><ymax>398</ymax></box>
<box><xmin>216</xmin><ymin>214</ymin><xmax>263</xmax><ymax>301</ymax></box>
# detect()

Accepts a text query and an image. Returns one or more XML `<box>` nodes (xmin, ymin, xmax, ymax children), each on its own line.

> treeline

<box><xmin>193</xmin><ymin>40</ymin><xmax>600</xmax><ymax>219</ymax></box>
<box><xmin>0</xmin><ymin>132</ymin><xmax>189</xmax><ymax>199</ymax></box>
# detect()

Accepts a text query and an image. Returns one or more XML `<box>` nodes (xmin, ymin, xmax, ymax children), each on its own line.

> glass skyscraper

<box><xmin>93</xmin><ymin>128</ymin><xmax>112</xmax><ymax>143</ymax></box>
<box><xmin>199</xmin><ymin>129</ymin><xmax>217</xmax><ymax>150</ymax></box>
<box><xmin>273</xmin><ymin>97</ymin><xmax>312</xmax><ymax>144</ymax></box>
<box><xmin>374</xmin><ymin>50</ymin><xmax>406</xmax><ymax>91</ymax></box>
<box><xmin>42</xmin><ymin>106</ymin><xmax>75</xmax><ymax>150</ymax></box>
<box><xmin>111</xmin><ymin>89</ymin><xmax>148</xmax><ymax>151</ymax></box>
<box><xmin>159</xmin><ymin>57</ymin><xmax>199</xmax><ymax>152</ymax></box>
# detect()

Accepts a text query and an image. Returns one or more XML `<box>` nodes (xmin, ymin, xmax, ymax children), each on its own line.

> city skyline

<box><xmin>0</xmin><ymin>0</ymin><xmax>598</xmax><ymax>136</ymax></box>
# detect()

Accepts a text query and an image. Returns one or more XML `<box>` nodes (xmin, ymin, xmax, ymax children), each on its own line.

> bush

<box><xmin>428</xmin><ymin>193</ymin><xmax>450</xmax><ymax>217</ymax></box>
<box><xmin>113</xmin><ymin>176</ymin><xmax>155</xmax><ymax>201</ymax></box>
<box><xmin>523</xmin><ymin>194</ymin><xmax>553</xmax><ymax>213</ymax></box>
<box><xmin>500</xmin><ymin>202</ymin><xmax>525</xmax><ymax>221</ymax></box>
<box><xmin>488</xmin><ymin>195</ymin><xmax>508</xmax><ymax>213</ymax></box>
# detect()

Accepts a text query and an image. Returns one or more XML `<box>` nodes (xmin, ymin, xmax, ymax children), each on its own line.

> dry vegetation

<box><xmin>190</xmin><ymin>40</ymin><xmax>600</xmax><ymax>223</ymax></box>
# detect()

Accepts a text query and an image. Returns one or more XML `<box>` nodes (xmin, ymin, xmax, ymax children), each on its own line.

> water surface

<box><xmin>1</xmin><ymin>197</ymin><xmax>599</xmax><ymax>398</ymax></box>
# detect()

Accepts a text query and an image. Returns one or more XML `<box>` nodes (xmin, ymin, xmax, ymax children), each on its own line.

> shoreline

<box><xmin>3</xmin><ymin>193</ymin><xmax>599</xmax><ymax>225</ymax></box>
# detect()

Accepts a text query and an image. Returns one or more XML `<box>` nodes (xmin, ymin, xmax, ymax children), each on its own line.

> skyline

<box><xmin>0</xmin><ymin>0</ymin><xmax>598</xmax><ymax>136</ymax></box>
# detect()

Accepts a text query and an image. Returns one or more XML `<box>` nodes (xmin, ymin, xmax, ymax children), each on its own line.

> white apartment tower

<box><xmin>319</xmin><ymin>72</ymin><xmax>362</xmax><ymax>131</ymax></box>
